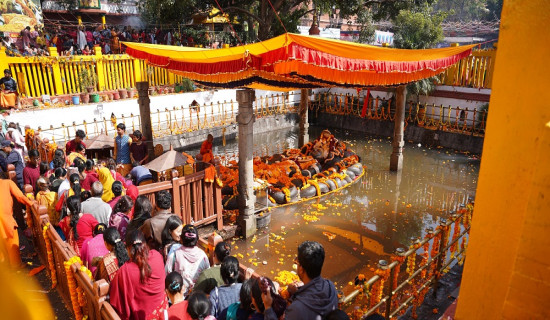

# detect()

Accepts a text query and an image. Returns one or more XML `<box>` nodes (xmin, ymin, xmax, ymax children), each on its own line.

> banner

<box><xmin>0</xmin><ymin>0</ymin><xmax>42</xmax><ymax>34</ymax></box>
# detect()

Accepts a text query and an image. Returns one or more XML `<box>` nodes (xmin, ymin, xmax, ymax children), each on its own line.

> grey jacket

<box><xmin>81</xmin><ymin>197</ymin><xmax>112</xmax><ymax>225</ymax></box>
<box><xmin>266</xmin><ymin>276</ymin><xmax>338</xmax><ymax>320</ymax></box>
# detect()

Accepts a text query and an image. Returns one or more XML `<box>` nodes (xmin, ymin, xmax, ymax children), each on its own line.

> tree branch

<box><xmin>215</xmin><ymin>7</ymin><xmax>264</xmax><ymax>25</ymax></box>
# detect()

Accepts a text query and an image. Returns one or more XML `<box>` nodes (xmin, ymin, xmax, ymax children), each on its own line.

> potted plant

<box><xmin>113</xmin><ymin>90</ymin><xmax>120</xmax><ymax>100</ymax></box>
<box><xmin>127</xmin><ymin>87</ymin><xmax>136</xmax><ymax>98</ymax></box>
<box><xmin>106</xmin><ymin>91</ymin><xmax>114</xmax><ymax>100</ymax></box>
<box><xmin>119</xmin><ymin>88</ymin><xmax>128</xmax><ymax>99</ymax></box>
<box><xmin>78</xmin><ymin>67</ymin><xmax>97</xmax><ymax>104</ymax></box>
<box><xmin>148</xmin><ymin>86</ymin><xmax>156</xmax><ymax>95</ymax></box>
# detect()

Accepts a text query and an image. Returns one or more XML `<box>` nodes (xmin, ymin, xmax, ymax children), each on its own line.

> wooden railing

<box><xmin>439</xmin><ymin>48</ymin><xmax>497</xmax><ymax>89</ymax></box>
<box><xmin>0</xmin><ymin>46</ymin><xmax>185</xmax><ymax>99</ymax></box>
<box><xmin>19</xmin><ymin>163</ymin><xmax>222</xmax><ymax>319</ymax></box>
<box><xmin>137</xmin><ymin>167</ymin><xmax>223</xmax><ymax>229</ymax></box>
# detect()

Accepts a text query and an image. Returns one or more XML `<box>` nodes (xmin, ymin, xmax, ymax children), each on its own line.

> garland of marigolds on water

<box><xmin>64</xmin><ymin>256</ymin><xmax>93</xmax><ymax>320</ymax></box>
<box><xmin>42</xmin><ymin>223</ymin><xmax>57</xmax><ymax>288</ymax></box>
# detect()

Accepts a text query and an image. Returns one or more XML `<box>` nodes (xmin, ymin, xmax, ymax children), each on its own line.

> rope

<box><xmin>266</xmin><ymin>0</ymin><xmax>288</xmax><ymax>34</ymax></box>
<box><xmin>212</xmin><ymin>0</ymin><xmax>243</xmax><ymax>45</ymax></box>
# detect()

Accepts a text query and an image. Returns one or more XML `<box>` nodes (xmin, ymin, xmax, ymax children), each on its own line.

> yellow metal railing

<box><xmin>439</xmin><ymin>48</ymin><xmax>497</xmax><ymax>89</ymax></box>
<box><xmin>0</xmin><ymin>46</ymin><xmax>187</xmax><ymax>98</ymax></box>
<box><xmin>34</xmin><ymin>92</ymin><xmax>297</xmax><ymax>144</ymax></box>
<box><xmin>312</xmin><ymin>92</ymin><xmax>488</xmax><ymax>136</ymax></box>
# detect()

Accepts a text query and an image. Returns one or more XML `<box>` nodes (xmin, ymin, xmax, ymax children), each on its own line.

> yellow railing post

<box><xmin>48</xmin><ymin>47</ymin><xmax>64</xmax><ymax>96</ymax></box>
<box><xmin>94</xmin><ymin>47</ymin><xmax>106</xmax><ymax>91</ymax></box>
<box><xmin>133</xmin><ymin>58</ymin><xmax>142</xmax><ymax>84</ymax></box>
<box><xmin>0</xmin><ymin>48</ymin><xmax>9</xmax><ymax>76</ymax></box>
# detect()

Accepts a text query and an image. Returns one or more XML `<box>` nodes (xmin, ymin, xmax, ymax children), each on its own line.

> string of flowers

<box><xmin>449</xmin><ymin>217</ymin><xmax>461</xmax><ymax>258</ymax></box>
<box><xmin>42</xmin><ymin>223</ymin><xmax>57</xmax><ymax>288</ymax></box>
<box><xmin>369</xmin><ymin>268</ymin><xmax>389</xmax><ymax>310</ymax></box>
<box><xmin>64</xmin><ymin>256</ymin><xmax>84</xmax><ymax>320</ymax></box>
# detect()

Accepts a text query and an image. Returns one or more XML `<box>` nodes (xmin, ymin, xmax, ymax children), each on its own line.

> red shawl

<box><xmin>110</xmin><ymin>250</ymin><xmax>166</xmax><ymax>320</ymax></box>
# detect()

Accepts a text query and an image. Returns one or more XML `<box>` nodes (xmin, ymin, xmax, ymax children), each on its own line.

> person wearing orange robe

<box><xmin>0</xmin><ymin>176</ymin><xmax>33</xmax><ymax>269</ymax></box>
<box><xmin>198</xmin><ymin>134</ymin><xmax>214</xmax><ymax>163</ymax></box>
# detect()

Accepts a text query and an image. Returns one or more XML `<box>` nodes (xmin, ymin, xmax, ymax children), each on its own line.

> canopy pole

<box><xmin>390</xmin><ymin>85</ymin><xmax>407</xmax><ymax>171</ymax></box>
<box><xmin>237</xmin><ymin>89</ymin><xmax>257</xmax><ymax>238</ymax></box>
<box><xmin>299</xmin><ymin>89</ymin><xmax>310</xmax><ymax>147</ymax></box>
<box><xmin>137</xmin><ymin>82</ymin><xmax>155</xmax><ymax>162</ymax></box>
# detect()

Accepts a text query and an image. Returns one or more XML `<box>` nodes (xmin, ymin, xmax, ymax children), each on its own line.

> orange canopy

<box><xmin>124</xmin><ymin>33</ymin><xmax>475</xmax><ymax>90</ymax></box>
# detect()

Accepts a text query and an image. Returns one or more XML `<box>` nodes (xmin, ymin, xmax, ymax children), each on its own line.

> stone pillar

<box><xmin>137</xmin><ymin>82</ymin><xmax>155</xmax><ymax>162</ymax></box>
<box><xmin>390</xmin><ymin>85</ymin><xmax>407</xmax><ymax>171</ymax></box>
<box><xmin>236</xmin><ymin>89</ymin><xmax>256</xmax><ymax>238</ymax></box>
<box><xmin>299</xmin><ymin>89</ymin><xmax>310</xmax><ymax>147</ymax></box>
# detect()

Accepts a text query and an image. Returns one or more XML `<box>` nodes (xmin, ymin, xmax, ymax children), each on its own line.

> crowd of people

<box><xmin>0</xmin><ymin>120</ymin><xmax>360</xmax><ymax>320</ymax></box>
<box><xmin>1</xmin><ymin>23</ymin><xmax>231</xmax><ymax>58</ymax></box>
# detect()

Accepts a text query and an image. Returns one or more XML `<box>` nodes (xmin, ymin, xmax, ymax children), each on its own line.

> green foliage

<box><xmin>406</xmin><ymin>76</ymin><xmax>440</xmax><ymax>99</ymax></box>
<box><xmin>392</xmin><ymin>6</ymin><xmax>446</xmax><ymax>49</ymax></box>
<box><xmin>78</xmin><ymin>67</ymin><xmax>98</xmax><ymax>93</ymax></box>
<box><xmin>434</xmin><ymin>0</ymin><xmax>502</xmax><ymax>21</ymax></box>
<box><xmin>355</xmin><ymin>7</ymin><xmax>376</xmax><ymax>44</ymax></box>
<box><xmin>137</xmin><ymin>0</ymin><xmax>210</xmax><ymax>26</ymax></box>
<box><xmin>180</xmin><ymin>78</ymin><xmax>195</xmax><ymax>92</ymax></box>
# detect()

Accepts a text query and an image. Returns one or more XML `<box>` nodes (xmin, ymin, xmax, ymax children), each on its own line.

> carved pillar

<box><xmin>390</xmin><ymin>85</ymin><xmax>407</xmax><ymax>171</ymax></box>
<box><xmin>137</xmin><ymin>82</ymin><xmax>155</xmax><ymax>162</ymax></box>
<box><xmin>236</xmin><ymin>89</ymin><xmax>256</xmax><ymax>238</ymax></box>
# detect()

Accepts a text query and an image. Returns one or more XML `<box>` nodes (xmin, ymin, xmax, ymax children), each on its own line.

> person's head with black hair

<box><xmin>75</xmin><ymin>143</ymin><xmax>85</xmax><ymax>155</ymax></box>
<box><xmin>132</xmin><ymin>130</ymin><xmax>142</xmax><ymax>141</ymax></box>
<box><xmin>214</xmin><ymin>241</ymin><xmax>231</xmax><ymax>265</ymax></box>
<box><xmin>69</xmin><ymin>173</ymin><xmax>82</xmax><ymax>199</ymax></box>
<box><xmin>116</xmin><ymin>123</ymin><xmax>126</xmax><ymax>136</ymax></box>
<box><xmin>297</xmin><ymin>241</ymin><xmax>325</xmax><ymax>282</ymax></box>
<box><xmin>165</xmin><ymin>271</ymin><xmax>186</xmax><ymax>305</ymax></box>
<box><xmin>53</xmin><ymin>156</ymin><xmax>65</xmax><ymax>169</ymax></box>
<box><xmin>251</xmin><ymin>277</ymin><xmax>286</xmax><ymax>316</ymax></box>
<box><xmin>73</xmin><ymin>156</ymin><xmax>84</xmax><ymax>169</ymax></box>
<box><xmin>4</xmin><ymin>69</ymin><xmax>12</xmax><ymax>77</ymax></box>
<box><xmin>220</xmin><ymin>256</ymin><xmax>239</xmax><ymax>285</ymax></box>
<box><xmin>131</xmin><ymin>195</ymin><xmax>152</xmax><ymax>230</ymax></box>
<box><xmin>85</xmin><ymin>159</ymin><xmax>94</xmax><ymax>171</ymax></box>
<box><xmin>125</xmin><ymin>229</ymin><xmax>151</xmax><ymax>283</ymax></box>
<box><xmin>363</xmin><ymin>313</ymin><xmax>385</xmax><ymax>320</ymax></box>
<box><xmin>54</xmin><ymin>149</ymin><xmax>64</xmax><ymax>159</ymax></box>
<box><xmin>67</xmin><ymin>195</ymin><xmax>82</xmax><ymax>239</ymax></box>
<box><xmin>154</xmin><ymin>190</ymin><xmax>172</xmax><ymax>211</ymax></box>
<box><xmin>325</xmin><ymin>309</ymin><xmax>351</xmax><ymax>320</ymax></box>
<box><xmin>113</xmin><ymin>195</ymin><xmax>133</xmax><ymax>214</ymax></box>
<box><xmin>104</xmin><ymin>227</ymin><xmax>130</xmax><ymax>267</ymax></box>
<box><xmin>28</xmin><ymin>149</ymin><xmax>40</xmax><ymax>166</ymax></box>
<box><xmin>187</xmin><ymin>292</ymin><xmax>211</xmax><ymax>320</ymax></box>
<box><xmin>181</xmin><ymin>224</ymin><xmax>198</xmax><ymax>248</ymax></box>
<box><xmin>239</xmin><ymin>279</ymin><xmax>254</xmax><ymax>315</ymax></box>
<box><xmin>54</xmin><ymin>167</ymin><xmax>67</xmax><ymax>179</ymax></box>
<box><xmin>39</xmin><ymin>161</ymin><xmax>49</xmax><ymax>176</ymax></box>
<box><xmin>80</xmin><ymin>190</ymin><xmax>92</xmax><ymax>202</ymax></box>
<box><xmin>75</xmin><ymin>129</ymin><xmax>86</xmax><ymax>143</ymax></box>
<box><xmin>161</xmin><ymin>215</ymin><xmax>183</xmax><ymax>248</ymax></box>
<box><xmin>93</xmin><ymin>223</ymin><xmax>107</xmax><ymax>237</ymax></box>
<box><xmin>111</xmin><ymin>180</ymin><xmax>123</xmax><ymax>197</ymax></box>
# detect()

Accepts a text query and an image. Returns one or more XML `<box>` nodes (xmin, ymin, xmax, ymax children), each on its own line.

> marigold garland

<box><xmin>369</xmin><ymin>268</ymin><xmax>389</xmax><ymax>310</ymax></box>
<box><xmin>449</xmin><ymin>218</ymin><xmax>461</xmax><ymax>258</ymax></box>
<box><xmin>42</xmin><ymin>223</ymin><xmax>57</xmax><ymax>288</ymax></box>
<box><xmin>64</xmin><ymin>256</ymin><xmax>84</xmax><ymax>320</ymax></box>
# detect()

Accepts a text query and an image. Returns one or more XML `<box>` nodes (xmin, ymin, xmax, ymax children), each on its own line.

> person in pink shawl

<box><xmin>80</xmin><ymin>223</ymin><xmax>109</xmax><ymax>275</ymax></box>
<box><xmin>109</xmin><ymin>195</ymin><xmax>133</xmax><ymax>239</ymax></box>
<box><xmin>110</xmin><ymin>229</ymin><xmax>166</xmax><ymax>320</ymax></box>
<box><xmin>165</xmin><ymin>224</ymin><xmax>210</xmax><ymax>292</ymax></box>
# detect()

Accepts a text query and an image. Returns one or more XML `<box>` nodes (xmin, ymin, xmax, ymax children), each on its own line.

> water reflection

<box><xmin>189</xmin><ymin>126</ymin><xmax>480</xmax><ymax>294</ymax></box>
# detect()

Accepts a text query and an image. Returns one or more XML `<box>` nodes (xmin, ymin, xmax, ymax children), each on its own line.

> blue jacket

<box><xmin>265</xmin><ymin>276</ymin><xmax>338</xmax><ymax>320</ymax></box>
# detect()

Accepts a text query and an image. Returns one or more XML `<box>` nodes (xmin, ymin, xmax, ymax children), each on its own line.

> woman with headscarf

<box><xmin>98</xmin><ymin>167</ymin><xmax>116</xmax><ymax>202</ymax></box>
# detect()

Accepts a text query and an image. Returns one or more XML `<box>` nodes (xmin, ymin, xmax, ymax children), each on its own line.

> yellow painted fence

<box><xmin>439</xmin><ymin>48</ymin><xmax>497</xmax><ymax>89</ymax></box>
<box><xmin>0</xmin><ymin>46</ymin><xmax>185</xmax><ymax>98</ymax></box>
